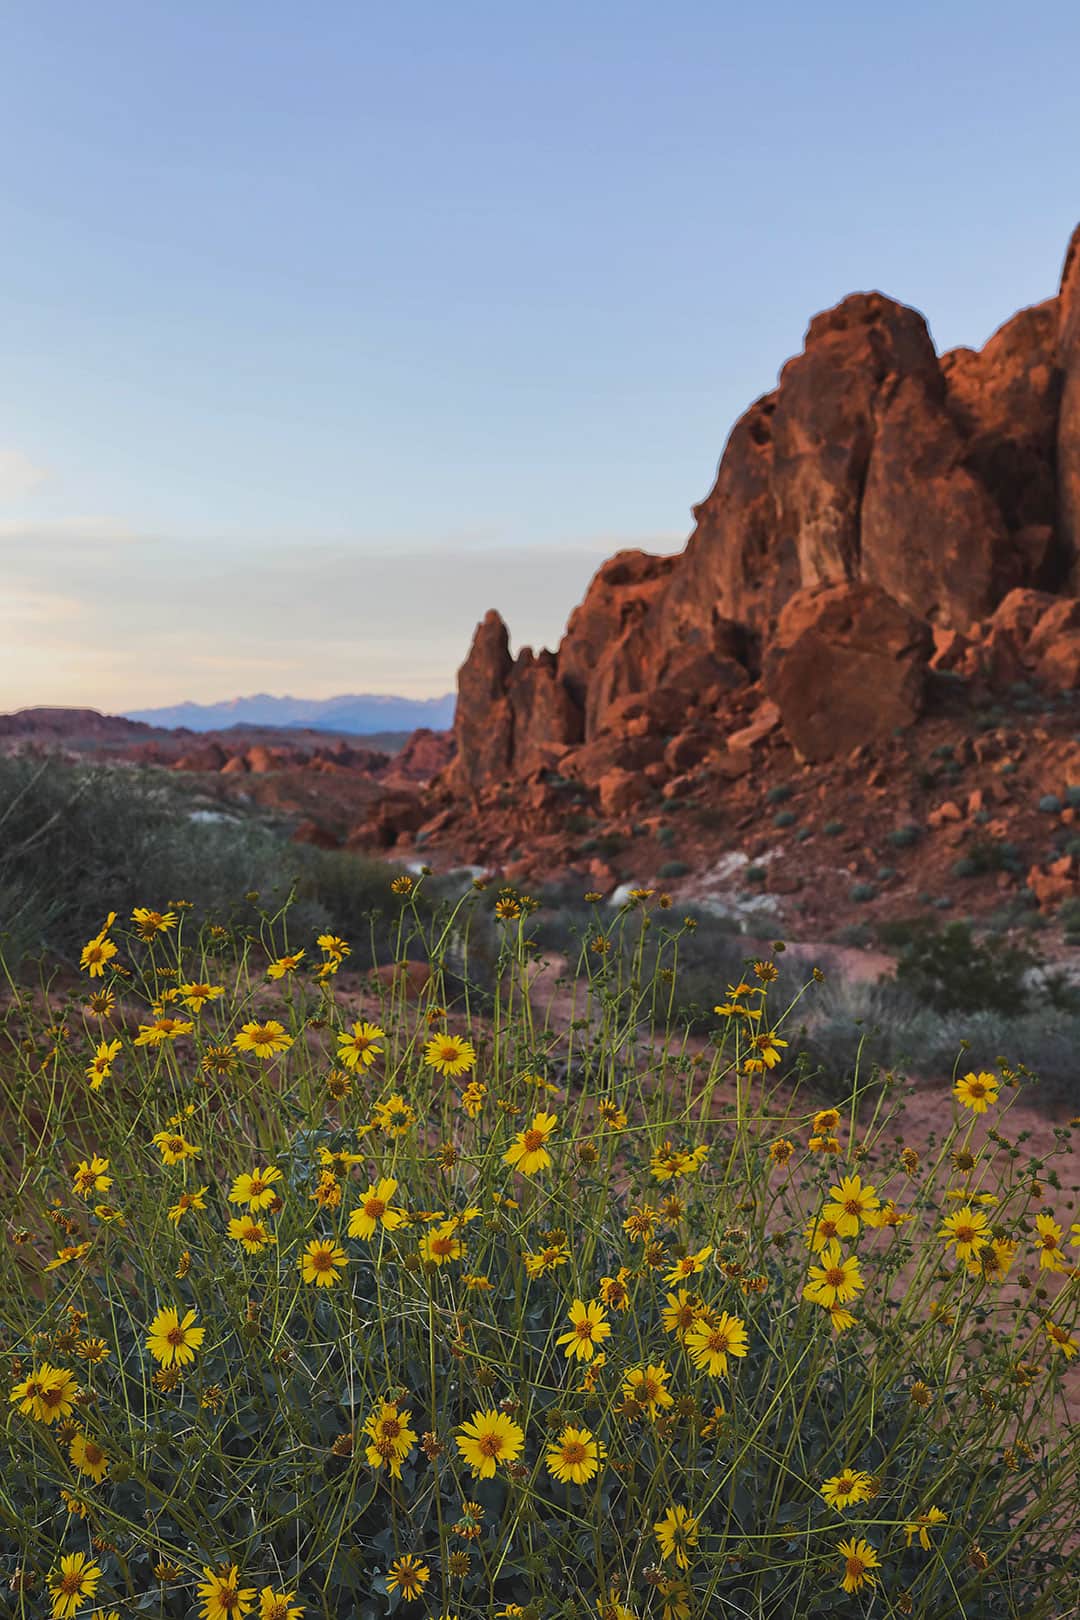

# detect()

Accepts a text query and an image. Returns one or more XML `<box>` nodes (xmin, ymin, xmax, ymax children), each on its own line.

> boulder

<box><xmin>764</xmin><ymin>584</ymin><xmax>932</xmax><ymax>762</ymax></box>
<box><xmin>597</xmin><ymin>768</ymin><xmax>649</xmax><ymax>817</ymax></box>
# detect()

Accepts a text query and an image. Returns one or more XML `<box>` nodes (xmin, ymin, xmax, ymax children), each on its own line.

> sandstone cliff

<box><xmin>441</xmin><ymin>224</ymin><xmax>1080</xmax><ymax>801</ymax></box>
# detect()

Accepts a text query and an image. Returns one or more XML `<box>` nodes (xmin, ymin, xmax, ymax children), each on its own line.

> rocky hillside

<box><xmin>344</xmin><ymin>225</ymin><xmax>1080</xmax><ymax>932</ymax></box>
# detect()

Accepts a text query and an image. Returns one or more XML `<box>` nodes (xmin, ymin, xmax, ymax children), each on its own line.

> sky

<box><xmin>1</xmin><ymin>1</ymin><xmax>1078</xmax><ymax>712</ymax></box>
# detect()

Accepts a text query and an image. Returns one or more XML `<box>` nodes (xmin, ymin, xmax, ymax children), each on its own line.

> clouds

<box><xmin>0</xmin><ymin>523</ymin><xmax>681</xmax><ymax>713</ymax></box>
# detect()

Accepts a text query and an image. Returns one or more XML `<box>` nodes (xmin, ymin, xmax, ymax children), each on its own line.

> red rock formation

<box><xmin>385</xmin><ymin>727</ymin><xmax>456</xmax><ymax>783</ymax></box>
<box><xmin>441</xmin><ymin>225</ymin><xmax>1080</xmax><ymax>800</ymax></box>
<box><xmin>763</xmin><ymin>583</ymin><xmax>933</xmax><ymax>762</ymax></box>
<box><xmin>1059</xmin><ymin>224</ymin><xmax>1080</xmax><ymax>587</ymax></box>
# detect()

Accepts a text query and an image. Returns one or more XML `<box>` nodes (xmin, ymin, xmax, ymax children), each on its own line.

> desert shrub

<box><xmin>657</xmin><ymin>860</ymin><xmax>690</xmax><ymax>879</ymax></box>
<box><xmin>1038</xmin><ymin>794</ymin><xmax>1063</xmax><ymax>814</ymax></box>
<box><xmin>0</xmin><ymin>896</ymin><xmax>1076</xmax><ymax>1619</ymax></box>
<box><xmin>849</xmin><ymin>883</ymin><xmax>876</xmax><ymax>903</ymax></box>
<box><xmin>888</xmin><ymin>824</ymin><xmax>922</xmax><ymax>849</ymax></box>
<box><xmin>773</xmin><ymin>809</ymin><xmax>797</xmax><ymax>828</ymax></box>
<box><xmin>0</xmin><ymin>756</ymin><xmax>415</xmax><ymax>973</ymax></box>
<box><xmin>765</xmin><ymin>784</ymin><xmax>792</xmax><ymax>804</ymax></box>
<box><xmin>743</xmin><ymin>865</ymin><xmax>767</xmax><ymax>883</ymax></box>
<box><xmin>656</xmin><ymin>826</ymin><xmax>677</xmax><ymax>848</ymax></box>
<box><xmin>892</xmin><ymin>921</ymin><xmax>1036</xmax><ymax>1015</ymax></box>
<box><xmin>823</xmin><ymin>820</ymin><xmax>844</xmax><ymax>837</ymax></box>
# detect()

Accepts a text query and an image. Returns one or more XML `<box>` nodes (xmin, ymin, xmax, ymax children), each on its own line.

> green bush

<box><xmin>0</xmin><ymin>756</ymin><xmax>411</xmax><ymax>973</ymax></box>
<box><xmin>893</xmin><ymin>920</ymin><xmax>1035</xmax><ymax>1015</ymax></box>
<box><xmin>657</xmin><ymin>860</ymin><xmax>690</xmax><ymax>879</ymax></box>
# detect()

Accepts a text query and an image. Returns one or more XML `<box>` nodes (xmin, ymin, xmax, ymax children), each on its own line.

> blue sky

<box><xmin>1</xmin><ymin>1</ymin><xmax>1078</xmax><ymax>708</ymax></box>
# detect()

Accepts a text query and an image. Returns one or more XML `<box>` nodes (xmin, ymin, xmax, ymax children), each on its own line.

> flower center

<box><xmin>562</xmin><ymin>1440</ymin><xmax>587</xmax><ymax>1464</ymax></box>
<box><xmin>825</xmin><ymin>1268</ymin><xmax>845</xmax><ymax>1288</ymax></box>
<box><xmin>522</xmin><ymin>1129</ymin><xmax>544</xmax><ymax>1151</ymax></box>
<box><xmin>166</xmin><ymin>1326</ymin><xmax>185</xmax><ymax>1346</ymax></box>
<box><xmin>478</xmin><ymin>1432</ymin><xmax>503</xmax><ymax>1457</ymax></box>
<box><xmin>366</xmin><ymin>1199</ymin><xmax>385</xmax><ymax>1219</ymax></box>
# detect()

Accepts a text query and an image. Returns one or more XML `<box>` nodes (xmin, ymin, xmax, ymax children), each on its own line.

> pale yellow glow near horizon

<box><xmin>0</xmin><ymin>528</ymin><xmax>677</xmax><ymax>716</ymax></box>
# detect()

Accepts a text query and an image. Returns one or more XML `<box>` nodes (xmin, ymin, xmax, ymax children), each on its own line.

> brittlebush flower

<box><xmin>1033</xmin><ymin>1213</ymin><xmax>1067</xmax><ymax>1272</ymax></box>
<box><xmin>373</xmin><ymin>1094</ymin><xmax>417</xmax><ymax>1136</ymax></box>
<box><xmin>146</xmin><ymin>1306</ymin><xmax>205</xmax><ymax>1367</ymax></box>
<box><xmin>837</xmin><ymin>1537</ymin><xmax>880</xmax><ymax>1594</ymax></box>
<box><xmin>821</xmin><ymin>1174</ymin><xmax>880</xmax><ymax>1237</ymax></box>
<box><xmin>654</xmin><ymin>1504</ymin><xmax>699</xmax><ymax>1570</ymax></box>
<box><xmin>10</xmin><ymin>1363</ymin><xmax>81</xmax><ymax>1424</ymax></box>
<box><xmin>424</xmin><ymin>1033</ymin><xmax>477</xmax><ymax>1076</ymax></box>
<box><xmin>503</xmin><ymin>1112</ymin><xmax>557</xmax><ymax>1175</ymax></box>
<box><xmin>621</xmin><ymin>1363</ymin><xmax>673</xmax><ymax>1419</ymax></box>
<box><xmin>196</xmin><ymin>1565</ymin><xmax>256</xmax><ymax>1620</ymax></box>
<box><xmin>546</xmin><ymin>1423</ymin><xmax>604</xmax><ymax>1484</ymax></box>
<box><xmin>418</xmin><ymin>1220</ymin><xmax>465</xmax><ymax>1265</ymax></box>
<box><xmin>940</xmin><ymin>1206</ymin><xmax>990</xmax><ymax>1262</ymax></box>
<box><xmin>821</xmin><ymin>1469</ymin><xmax>875</xmax><ymax>1510</ymax></box>
<box><xmin>556</xmin><ymin>1299</ymin><xmax>611</xmax><ymax>1362</ymax></box>
<box><xmin>71</xmin><ymin>1156</ymin><xmax>112</xmax><ymax>1198</ymax></box>
<box><xmin>337</xmin><ymin>1021</ymin><xmax>386</xmax><ymax>1069</ymax></box>
<box><xmin>180</xmin><ymin>981</ymin><xmax>225</xmax><ymax>1012</ymax></box>
<box><xmin>80</xmin><ymin>930</ymin><xmax>118</xmax><ymax>977</ymax></box>
<box><xmin>267</xmin><ymin>949</ymin><xmax>305</xmax><ymax>979</ymax></box>
<box><xmin>803</xmin><ymin>1244</ymin><xmax>865</xmax><ymax>1308</ymax></box>
<box><xmin>1045</xmin><ymin>1319</ymin><xmax>1078</xmax><ymax>1358</ymax></box>
<box><xmin>954</xmin><ymin>1069</ymin><xmax>999</xmax><ymax>1112</ymax></box>
<box><xmin>151</xmin><ymin>1130</ymin><xmax>201</xmax><ymax>1165</ymax></box>
<box><xmin>132</xmin><ymin>906</ymin><xmax>177</xmax><ymax>940</ymax></box>
<box><xmin>751</xmin><ymin>1030</ymin><xmax>788</xmax><ymax>1068</ymax></box>
<box><xmin>69</xmin><ymin>1430</ymin><xmax>109</xmax><ymax>1482</ymax></box>
<box><xmin>134</xmin><ymin>1016</ymin><xmax>194</xmax><ymax>1046</ymax></box>
<box><xmin>386</xmin><ymin>1555</ymin><xmax>429</xmax><ymax>1602</ymax></box>
<box><xmin>362</xmin><ymin>1398</ymin><xmax>418</xmax><ymax>1477</ymax></box>
<box><xmin>258</xmin><ymin>1589</ymin><xmax>304</xmax><ymax>1620</ymax></box>
<box><xmin>455</xmin><ymin>1409</ymin><xmax>525</xmax><ymax>1478</ymax></box>
<box><xmin>664</xmin><ymin>1245</ymin><xmax>712</xmax><ymax>1285</ymax></box>
<box><xmin>300</xmin><ymin>1239</ymin><xmax>347</xmax><ymax>1286</ymax></box>
<box><xmin>234</xmin><ymin>1021</ymin><xmax>293</xmax><ymax>1059</ymax></box>
<box><xmin>47</xmin><ymin>1551</ymin><xmax>102</xmax><ymax>1619</ymax></box>
<box><xmin>227</xmin><ymin>1216</ymin><xmax>275</xmax><ymax>1253</ymax></box>
<box><xmin>903</xmin><ymin>1505</ymin><xmax>947</xmax><ymax>1549</ymax></box>
<box><xmin>85</xmin><ymin>1040</ymin><xmax>121</xmax><ymax>1088</ymax></box>
<box><xmin>684</xmin><ymin>1310</ymin><xmax>749</xmax><ymax>1377</ymax></box>
<box><xmin>229</xmin><ymin>1166</ymin><xmax>284</xmax><ymax>1210</ymax></box>
<box><xmin>348</xmin><ymin>1179</ymin><xmax>407</xmax><ymax>1239</ymax></box>
<box><xmin>168</xmin><ymin>1186</ymin><xmax>208</xmax><ymax>1224</ymax></box>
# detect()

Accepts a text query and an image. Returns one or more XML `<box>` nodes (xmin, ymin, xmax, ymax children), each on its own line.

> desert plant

<box><xmin>0</xmin><ymin>894</ymin><xmax>1075</xmax><ymax>1620</ymax></box>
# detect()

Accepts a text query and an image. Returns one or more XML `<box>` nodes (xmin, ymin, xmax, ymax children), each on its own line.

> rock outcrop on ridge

<box><xmin>433</xmin><ymin>224</ymin><xmax>1080</xmax><ymax>804</ymax></box>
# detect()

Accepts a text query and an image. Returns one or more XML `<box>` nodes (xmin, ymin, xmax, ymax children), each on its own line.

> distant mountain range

<box><xmin>125</xmin><ymin>692</ymin><xmax>456</xmax><ymax>735</ymax></box>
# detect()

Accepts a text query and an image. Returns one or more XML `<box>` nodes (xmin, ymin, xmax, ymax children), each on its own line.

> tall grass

<box><xmin>1</xmin><ymin>883</ymin><xmax>1077</xmax><ymax>1619</ymax></box>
